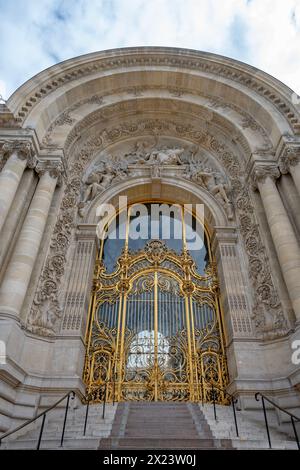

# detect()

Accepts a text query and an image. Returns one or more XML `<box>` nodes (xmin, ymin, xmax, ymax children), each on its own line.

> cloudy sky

<box><xmin>0</xmin><ymin>0</ymin><xmax>299</xmax><ymax>99</ymax></box>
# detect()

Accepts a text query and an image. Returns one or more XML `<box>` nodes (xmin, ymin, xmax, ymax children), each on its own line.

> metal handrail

<box><xmin>83</xmin><ymin>383</ymin><xmax>108</xmax><ymax>436</ymax></box>
<box><xmin>255</xmin><ymin>392</ymin><xmax>300</xmax><ymax>450</ymax></box>
<box><xmin>201</xmin><ymin>375</ymin><xmax>237</xmax><ymax>401</ymax></box>
<box><xmin>199</xmin><ymin>374</ymin><xmax>239</xmax><ymax>437</ymax></box>
<box><xmin>0</xmin><ymin>390</ymin><xmax>75</xmax><ymax>449</ymax></box>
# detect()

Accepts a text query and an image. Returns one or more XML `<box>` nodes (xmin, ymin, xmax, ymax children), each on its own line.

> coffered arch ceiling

<box><xmin>7</xmin><ymin>47</ymin><xmax>300</xmax><ymax>163</ymax></box>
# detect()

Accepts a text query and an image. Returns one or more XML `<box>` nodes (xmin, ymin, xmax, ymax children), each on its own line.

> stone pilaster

<box><xmin>0</xmin><ymin>141</ymin><xmax>36</xmax><ymax>233</ymax></box>
<box><xmin>211</xmin><ymin>227</ymin><xmax>253</xmax><ymax>341</ymax></box>
<box><xmin>0</xmin><ymin>163</ymin><xmax>62</xmax><ymax>318</ymax></box>
<box><xmin>252</xmin><ymin>164</ymin><xmax>300</xmax><ymax>322</ymax></box>
<box><xmin>61</xmin><ymin>225</ymin><xmax>99</xmax><ymax>336</ymax></box>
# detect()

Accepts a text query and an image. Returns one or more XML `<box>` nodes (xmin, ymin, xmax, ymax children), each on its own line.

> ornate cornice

<box><xmin>12</xmin><ymin>51</ymin><xmax>300</xmax><ymax>134</ymax></box>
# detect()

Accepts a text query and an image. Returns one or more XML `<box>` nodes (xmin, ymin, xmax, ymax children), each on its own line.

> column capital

<box><xmin>250</xmin><ymin>164</ymin><xmax>280</xmax><ymax>190</ymax></box>
<box><xmin>279</xmin><ymin>145</ymin><xmax>300</xmax><ymax>174</ymax></box>
<box><xmin>1</xmin><ymin>139</ymin><xmax>37</xmax><ymax>168</ymax></box>
<box><xmin>36</xmin><ymin>160</ymin><xmax>64</xmax><ymax>185</ymax></box>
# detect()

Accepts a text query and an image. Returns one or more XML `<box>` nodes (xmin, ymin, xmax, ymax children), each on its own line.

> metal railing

<box><xmin>83</xmin><ymin>382</ymin><xmax>112</xmax><ymax>436</ymax></box>
<box><xmin>3</xmin><ymin>386</ymin><xmax>298</xmax><ymax>448</ymax></box>
<box><xmin>255</xmin><ymin>392</ymin><xmax>300</xmax><ymax>450</ymax></box>
<box><xmin>199</xmin><ymin>375</ymin><xmax>239</xmax><ymax>437</ymax></box>
<box><xmin>0</xmin><ymin>391</ymin><xmax>75</xmax><ymax>450</ymax></box>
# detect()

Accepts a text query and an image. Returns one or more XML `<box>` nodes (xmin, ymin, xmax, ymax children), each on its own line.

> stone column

<box><xmin>252</xmin><ymin>165</ymin><xmax>300</xmax><ymax>322</ymax></box>
<box><xmin>0</xmin><ymin>165</ymin><xmax>61</xmax><ymax>318</ymax></box>
<box><xmin>0</xmin><ymin>141</ymin><xmax>36</xmax><ymax>233</ymax></box>
<box><xmin>280</xmin><ymin>147</ymin><xmax>300</xmax><ymax>198</ymax></box>
<box><xmin>0</xmin><ymin>170</ymin><xmax>37</xmax><ymax>279</ymax></box>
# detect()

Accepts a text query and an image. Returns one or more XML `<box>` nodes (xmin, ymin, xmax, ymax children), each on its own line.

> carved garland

<box><xmin>27</xmin><ymin>118</ymin><xmax>287</xmax><ymax>338</ymax></box>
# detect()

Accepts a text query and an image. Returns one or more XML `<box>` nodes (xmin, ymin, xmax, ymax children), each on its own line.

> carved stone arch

<box><xmin>84</xmin><ymin>177</ymin><xmax>229</xmax><ymax>228</ymax></box>
<box><xmin>43</xmin><ymin>95</ymin><xmax>272</xmax><ymax>157</ymax></box>
<box><xmin>8</xmin><ymin>48</ymin><xmax>300</xmax><ymax>147</ymax></box>
<box><xmin>60</xmin><ymin>174</ymin><xmax>254</xmax><ymax>349</ymax></box>
<box><xmin>26</xmin><ymin>109</ymin><xmax>289</xmax><ymax>340</ymax></box>
<box><xmin>2</xmin><ymin>47</ymin><xmax>300</xmax><ymax>420</ymax></box>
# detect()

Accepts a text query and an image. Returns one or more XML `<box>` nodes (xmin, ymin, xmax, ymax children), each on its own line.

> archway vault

<box><xmin>7</xmin><ymin>47</ymin><xmax>300</xmax><ymax>157</ymax></box>
<box><xmin>1</xmin><ymin>47</ymin><xmax>300</xmax><ymax>418</ymax></box>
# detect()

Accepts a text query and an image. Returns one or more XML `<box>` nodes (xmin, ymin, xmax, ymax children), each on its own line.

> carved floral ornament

<box><xmin>0</xmin><ymin>139</ymin><xmax>67</xmax><ymax>187</ymax></box>
<box><xmin>26</xmin><ymin>116</ymin><xmax>289</xmax><ymax>340</ymax></box>
<box><xmin>0</xmin><ymin>139</ymin><xmax>37</xmax><ymax>169</ymax></box>
<box><xmin>36</xmin><ymin>161</ymin><xmax>65</xmax><ymax>185</ymax></box>
<box><xmin>42</xmin><ymin>89</ymin><xmax>272</xmax><ymax>157</ymax></box>
<box><xmin>250</xmin><ymin>165</ymin><xmax>281</xmax><ymax>190</ymax></box>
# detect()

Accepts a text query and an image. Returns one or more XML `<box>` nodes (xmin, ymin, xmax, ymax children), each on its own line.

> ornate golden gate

<box><xmin>84</xmin><ymin>222</ymin><xmax>229</xmax><ymax>403</ymax></box>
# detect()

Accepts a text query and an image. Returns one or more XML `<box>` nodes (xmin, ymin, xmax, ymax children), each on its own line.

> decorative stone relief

<box><xmin>234</xmin><ymin>184</ymin><xmax>288</xmax><ymax>339</ymax></box>
<box><xmin>76</xmin><ymin>138</ymin><xmax>233</xmax><ymax>220</ymax></box>
<box><xmin>26</xmin><ymin>167</ymin><xmax>85</xmax><ymax>336</ymax></box>
<box><xmin>42</xmin><ymin>94</ymin><xmax>104</xmax><ymax>146</ymax></box>
<box><xmin>207</xmin><ymin>97</ymin><xmax>273</xmax><ymax>151</ymax></box>
<box><xmin>27</xmin><ymin>118</ymin><xmax>288</xmax><ymax>339</ymax></box>
<box><xmin>63</xmin><ymin>95</ymin><xmax>268</xmax><ymax>157</ymax></box>
<box><xmin>41</xmin><ymin>87</ymin><xmax>271</xmax><ymax>156</ymax></box>
<box><xmin>186</xmin><ymin>165</ymin><xmax>233</xmax><ymax>219</ymax></box>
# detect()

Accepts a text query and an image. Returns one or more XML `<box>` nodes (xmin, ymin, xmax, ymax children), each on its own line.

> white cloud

<box><xmin>0</xmin><ymin>0</ymin><xmax>299</xmax><ymax>98</ymax></box>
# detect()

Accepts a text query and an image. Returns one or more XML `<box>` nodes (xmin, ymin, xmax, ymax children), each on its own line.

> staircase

<box><xmin>99</xmin><ymin>402</ymin><xmax>232</xmax><ymax>449</ymax></box>
<box><xmin>0</xmin><ymin>403</ymin><xmax>117</xmax><ymax>450</ymax></box>
<box><xmin>0</xmin><ymin>402</ymin><xmax>298</xmax><ymax>450</ymax></box>
<box><xmin>200</xmin><ymin>404</ymin><xmax>298</xmax><ymax>450</ymax></box>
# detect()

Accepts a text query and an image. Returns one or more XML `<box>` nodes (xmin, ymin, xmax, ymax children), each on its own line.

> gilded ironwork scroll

<box><xmin>84</xmin><ymin>235</ymin><xmax>228</xmax><ymax>403</ymax></box>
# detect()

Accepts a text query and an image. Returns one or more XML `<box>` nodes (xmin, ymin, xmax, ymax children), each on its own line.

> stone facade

<box><xmin>0</xmin><ymin>47</ymin><xmax>300</xmax><ymax>432</ymax></box>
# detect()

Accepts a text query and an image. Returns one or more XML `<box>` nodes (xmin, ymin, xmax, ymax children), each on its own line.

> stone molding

<box><xmin>41</xmin><ymin>89</ymin><xmax>272</xmax><ymax>157</ymax></box>
<box><xmin>10</xmin><ymin>49</ymin><xmax>300</xmax><ymax>134</ymax></box>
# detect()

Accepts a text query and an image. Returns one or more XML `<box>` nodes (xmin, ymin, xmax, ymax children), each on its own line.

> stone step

<box><xmin>98</xmin><ymin>437</ymin><xmax>221</xmax><ymax>449</ymax></box>
<box><xmin>100</xmin><ymin>401</ymin><xmax>218</xmax><ymax>449</ymax></box>
<box><xmin>3</xmin><ymin>402</ymin><xmax>296</xmax><ymax>450</ymax></box>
